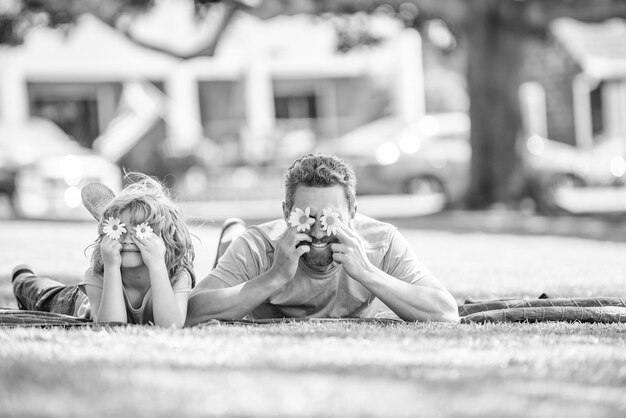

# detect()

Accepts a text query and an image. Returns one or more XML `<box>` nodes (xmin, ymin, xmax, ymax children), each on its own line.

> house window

<box><xmin>31</xmin><ymin>98</ymin><xmax>99</xmax><ymax>149</ymax></box>
<box><xmin>274</xmin><ymin>94</ymin><xmax>318</xmax><ymax>119</ymax></box>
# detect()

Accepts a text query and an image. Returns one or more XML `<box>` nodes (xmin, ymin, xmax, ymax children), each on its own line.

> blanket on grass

<box><xmin>0</xmin><ymin>295</ymin><xmax>626</xmax><ymax>328</ymax></box>
<box><xmin>1</xmin><ymin>297</ymin><xmax>625</xmax><ymax>328</ymax></box>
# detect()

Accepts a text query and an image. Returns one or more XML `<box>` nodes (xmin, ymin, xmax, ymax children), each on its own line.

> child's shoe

<box><xmin>11</xmin><ymin>264</ymin><xmax>34</xmax><ymax>283</ymax></box>
<box><xmin>11</xmin><ymin>264</ymin><xmax>34</xmax><ymax>310</ymax></box>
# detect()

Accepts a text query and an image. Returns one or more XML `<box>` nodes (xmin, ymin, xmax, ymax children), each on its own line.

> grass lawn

<box><xmin>1</xmin><ymin>219</ymin><xmax>625</xmax><ymax>417</ymax></box>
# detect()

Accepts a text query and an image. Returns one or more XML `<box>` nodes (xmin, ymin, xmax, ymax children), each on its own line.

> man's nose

<box><xmin>310</xmin><ymin>220</ymin><xmax>325</xmax><ymax>239</ymax></box>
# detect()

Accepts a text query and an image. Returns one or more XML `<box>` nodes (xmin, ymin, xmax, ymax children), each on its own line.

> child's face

<box><xmin>114</xmin><ymin>210</ymin><xmax>147</xmax><ymax>269</ymax></box>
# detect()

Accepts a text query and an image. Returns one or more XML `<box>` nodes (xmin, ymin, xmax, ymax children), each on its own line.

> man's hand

<box><xmin>101</xmin><ymin>236</ymin><xmax>122</xmax><ymax>269</ymax></box>
<box><xmin>270</xmin><ymin>226</ymin><xmax>311</xmax><ymax>282</ymax></box>
<box><xmin>133</xmin><ymin>233</ymin><xmax>166</xmax><ymax>271</ymax></box>
<box><xmin>331</xmin><ymin>226</ymin><xmax>374</xmax><ymax>280</ymax></box>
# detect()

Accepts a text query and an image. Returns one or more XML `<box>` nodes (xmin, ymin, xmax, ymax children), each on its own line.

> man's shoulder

<box><xmin>246</xmin><ymin>219</ymin><xmax>286</xmax><ymax>247</ymax></box>
<box><xmin>352</xmin><ymin>213</ymin><xmax>397</xmax><ymax>248</ymax></box>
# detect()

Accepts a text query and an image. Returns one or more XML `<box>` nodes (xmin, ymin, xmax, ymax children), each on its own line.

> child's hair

<box><xmin>90</xmin><ymin>173</ymin><xmax>196</xmax><ymax>287</ymax></box>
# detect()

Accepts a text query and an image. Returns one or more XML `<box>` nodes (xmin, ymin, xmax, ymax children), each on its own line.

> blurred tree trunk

<box><xmin>465</xmin><ymin>0</ymin><xmax>523</xmax><ymax>207</ymax></box>
<box><xmin>462</xmin><ymin>0</ymin><xmax>626</xmax><ymax>207</ymax></box>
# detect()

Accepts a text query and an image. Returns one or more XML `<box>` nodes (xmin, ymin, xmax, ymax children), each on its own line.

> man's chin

<box><xmin>301</xmin><ymin>246</ymin><xmax>334</xmax><ymax>272</ymax></box>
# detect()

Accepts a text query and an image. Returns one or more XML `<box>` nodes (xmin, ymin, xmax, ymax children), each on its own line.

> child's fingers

<box><xmin>131</xmin><ymin>235</ymin><xmax>146</xmax><ymax>247</ymax></box>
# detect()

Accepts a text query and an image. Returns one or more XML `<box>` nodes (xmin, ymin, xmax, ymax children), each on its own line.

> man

<box><xmin>186</xmin><ymin>154</ymin><xmax>459</xmax><ymax>324</ymax></box>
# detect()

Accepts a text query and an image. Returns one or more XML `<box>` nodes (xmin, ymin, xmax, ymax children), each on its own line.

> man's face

<box><xmin>283</xmin><ymin>185</ymin><xmax>354</xmax><ymax>273</ymax></box>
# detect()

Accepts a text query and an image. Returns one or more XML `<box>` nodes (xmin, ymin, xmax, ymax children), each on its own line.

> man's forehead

<box><xmin>292</xmin><ymin>185</ymin><xmax>349</xmax><ymax>213</ymax></box>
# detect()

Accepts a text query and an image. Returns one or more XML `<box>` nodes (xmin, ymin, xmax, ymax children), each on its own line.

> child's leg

<box><xmin>12</xmin><ymin>265</ymin><xmax>89</xmax><ymax>317</ymax></box>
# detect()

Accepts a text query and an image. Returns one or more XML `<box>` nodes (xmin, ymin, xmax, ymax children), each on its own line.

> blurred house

<box><xmin>520</xmin><ymin>17</ymin><xmax>626</xmax><ymax>147</ymax></box>
<box><xmin>518</xmin><ymin>18</ymin><xmax>626</xmax><ymax>214</ymax></box>
<box><xmin>0</xmin><ymin>2</ymin><xmax>425</xmax><ymax>193</ymax></box>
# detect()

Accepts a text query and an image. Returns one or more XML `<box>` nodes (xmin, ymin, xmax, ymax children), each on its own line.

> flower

<box><xmin>320</xmin><ymin>208</ymin><xmax>342</xmax><ymax>236</ymax></box>
<box><xmin>102</xmin><ymin>217</ymin><xmax>127</xmax><ymax>240</ymax></box>
<box><xmin>288</xmin><ymin>207</ymin><xmax>315</xmax><ymax>232</ymax></box>
<box><xmin>134</xmin><ymin>222</ymin><xmax>153</xmax><ymax>240</ymax></box>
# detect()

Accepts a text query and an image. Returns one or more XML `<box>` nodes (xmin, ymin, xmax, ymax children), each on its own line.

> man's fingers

<box><xmin>339</xmin><ymin>224</ymin><xmax>358</xmax><ymax>238</ymax></box>
<box><xmin>295</xmin><ymin>245</ymin><xmax>310</xmax><ymax>257</ymax></box>
<box><xmin>331</xmin><ymin>243</ymin><xmax>346</xmax><ymax>253</ymax></box>
<box><xmin>282</xmin><ymin>225</ymin><xmax>311</xmax><ymax>243</ymax></box>
<box><xmin>280</xmin><ymin>225</ymin><xmax>298</xmax><ymax>240</ymax></box>
<box><xmin>335</xmin><ymin>227</ymin><xmax>353</xmax><ymax>243</ymax></box>
<box><xmin>332</xmin><ymin>252</ymin><xmax>344</xmax><ymax>262</ymax></box>
<box><xmin>294</xmin><ymin>233</ymin><xmax>312</xmax><ymax>243</ymax></box>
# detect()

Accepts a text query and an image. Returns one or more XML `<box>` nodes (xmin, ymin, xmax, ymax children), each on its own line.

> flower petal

<box><xmin>134</xmin><ymin>222</ymin><xmax>153</xmax><ymax>240</ymax></box>
<box><xmin>320</xmin><ymin>209</ymin><xmax>342</xmax><ymax>236</ymax></box>
<box><xmin>288</xmin><ymin>207</ymin><xmax>314</xmax><ymax>232</ymax></box>
<box><xmin>103</xmin><ymin>217</ymin><xmax>127</xmax><ymax>240</ymax></box>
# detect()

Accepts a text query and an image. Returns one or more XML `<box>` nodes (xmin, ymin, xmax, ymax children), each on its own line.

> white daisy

<box><xmin>288</xmin><ymin>207</ymin><xmax>315</xmax><ymax>232</ymax></box>
<box><xmin>102</xmin><ymin>217</ymin><xmax>127</xmax><ymax>240</ymax></box>
<box><xmin>320</xmin><ymin>208</ymin><xmax>342</xmax><ymax>236</ymax></box>
<box><xmin>134</xmin><ymin>222</ymin><xmax>153</xmax><ymax>240</ymax></box>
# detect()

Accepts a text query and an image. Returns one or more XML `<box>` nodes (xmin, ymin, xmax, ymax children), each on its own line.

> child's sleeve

<box><xmin>78</xmin><ymin>267</ymin><xmax>103</xmax><ymax>293</ymax></box>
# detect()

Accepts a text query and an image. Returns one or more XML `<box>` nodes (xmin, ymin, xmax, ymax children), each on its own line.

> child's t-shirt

<box><xmin>79</xmin><ymin>268</ymin><xmax>193</xmax><ymax>324</ymax></box>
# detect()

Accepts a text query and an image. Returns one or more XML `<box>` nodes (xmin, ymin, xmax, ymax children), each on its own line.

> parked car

<box><xmin>317</xmin><ymin>113</ymin><xmax>471</xmax><ymax>206</ymax></box>
<box><xmin>519</xmin><ymin>133</ymin><xmax>626</xmax><ymax>214</ymax></box>
<box><xmin>0</xmin><ymin>118</ymin><xmax>122</xmax><ymax>220</ymax></box>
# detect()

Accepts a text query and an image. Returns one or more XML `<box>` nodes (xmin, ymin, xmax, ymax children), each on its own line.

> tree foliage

<box><xmin>0</xmin><ymin>0</ymin><xmax>249</xmax><ymax>57</ymax></box>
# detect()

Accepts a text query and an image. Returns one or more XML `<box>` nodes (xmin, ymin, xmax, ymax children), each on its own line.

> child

<box><xmin>11</xmin><ymin>173</ymin><xmax>195</xmax><ymax>328</ymax></box>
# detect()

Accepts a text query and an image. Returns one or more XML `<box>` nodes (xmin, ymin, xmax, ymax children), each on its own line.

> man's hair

<box><xmin>284</xmin><ymin>154</ymin><xmax>357</xmax><ymax>211</ymax></box>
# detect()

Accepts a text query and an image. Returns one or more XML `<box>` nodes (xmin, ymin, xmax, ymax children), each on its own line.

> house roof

<box><xmin>551</xmin><ymin>17</ymin><xmax>626</xmax><ymax>80</ymax></box>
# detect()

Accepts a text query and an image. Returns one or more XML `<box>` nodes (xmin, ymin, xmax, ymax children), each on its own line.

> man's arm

<box><xmin>350</xmin><ymin>268</ymin><xmax>459</xmax><ymax>322</ymax></box>
<box><xmin>185</xmin><ymin>271</ymin><xmax>287</xmax><ymax>325</ymax></box>
<box><xmin>185</xmin><ymin>226</ymin><xmax>311</xmax><ymax>326</ymax></box>
<box><xmin>332</xmin><ymin>227</ymin><xmax>459</xmax><ymax>323</ymax></box>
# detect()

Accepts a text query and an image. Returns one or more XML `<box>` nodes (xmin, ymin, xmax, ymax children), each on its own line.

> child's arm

<box><xmin>87</xmin><ymin>237</ymin><xmax>128</xmax><ymax>323</ymax></box>
<box><xmin>134</xmin><ymin>234</ymin><xmax>187</xmax><ymax>328</ymax></box>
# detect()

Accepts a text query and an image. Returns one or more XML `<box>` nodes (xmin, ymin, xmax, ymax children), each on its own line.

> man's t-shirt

<box><xmin>78</xmin><ymin>268</ymin><xmax>193</xmax><ymax>324</ymax></box>
<box><xmin>208</xmin><ymin>214</ymin><xmax>432</xmax><ymax>319</ymax></box>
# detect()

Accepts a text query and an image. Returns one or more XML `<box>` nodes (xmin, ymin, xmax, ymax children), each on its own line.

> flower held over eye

<box><xmin>288</xmin><ymin>207</ymin><xmax>315</xmax><ymax>232</ymax></box>
<box><xmin>102</xmin><ymin>217</ymin><xmax>127</xmax><ymax>240</ymax></box>
<box><xmin>134</xmin><ymin>222</ymin><xmax>153</xmax><ymax>240</ymax></box>
<box><xmin>320</xmin><ymin>208</ymin><xmax>342</xmax><ymax>236</ymax></box>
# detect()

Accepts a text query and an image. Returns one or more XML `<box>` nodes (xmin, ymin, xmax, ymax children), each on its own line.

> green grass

<box><xmin>1</xmin><ymin>219</ymin><xmax>626</xmax><ymax>417</ymax></box>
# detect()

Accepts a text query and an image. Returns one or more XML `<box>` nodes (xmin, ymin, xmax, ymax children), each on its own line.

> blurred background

<box><xmin>2</xmin><ymin>0</ymin><xmax>626</xmax><ymax>222</ymax></box>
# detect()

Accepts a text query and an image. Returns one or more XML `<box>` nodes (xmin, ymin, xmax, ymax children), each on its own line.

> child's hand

<box><xmin>101</xmin><ymin>236</ymin><xmax>122</xmax><ymax>267</ymax></box>
<box><xmin>133</xmin><ymin>232</ymin><xmax>166</xmax><ymax>270</ymax></box>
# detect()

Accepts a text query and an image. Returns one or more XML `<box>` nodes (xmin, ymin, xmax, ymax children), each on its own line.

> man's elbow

<box><xmin>185</xmin><ymin>297</ymin><xmax>215</xmax><ymax>326</ymax></box>
<box><xmin>435</xmin><ymin>296</ymin><xmax>460</xmax><ymax>323</ymax></box>
<box><xmin>436</xmin><ymin>309</ymin><xmax>460</xmax><ymax>323</ymax></box>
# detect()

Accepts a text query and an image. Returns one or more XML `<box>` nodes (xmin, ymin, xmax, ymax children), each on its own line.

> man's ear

<box><xmin>282</xmin><ymin>201</ymin><xmax>290</xmax><ymax>221</ymax></box>
<box><xmin>350</xmin><ymin>201</ymin><xmax>358</xmax><ymax>219</ymax></box>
